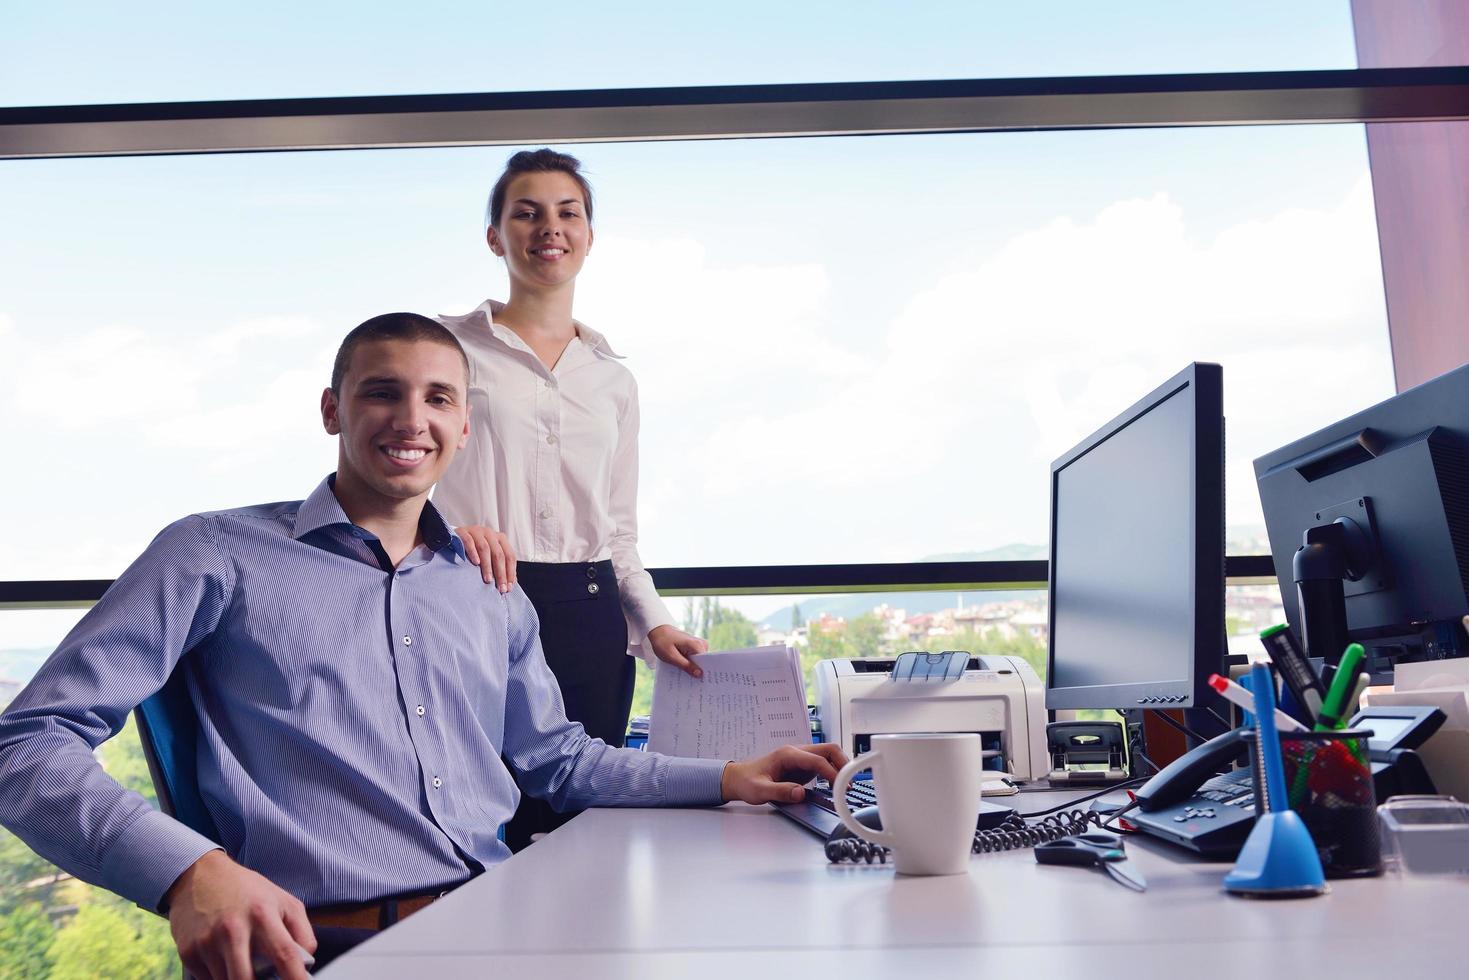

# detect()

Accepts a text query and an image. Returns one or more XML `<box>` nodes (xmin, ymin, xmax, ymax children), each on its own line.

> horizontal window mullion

<box><xmin>0</xmin><ymin>556</ymin><xmax>1277</xmax><ymax>606</ymax></box>
<box><xmin>2</xmin><ymin>67</ymin><xmax>1466</xmax><ymax>160</ymax></box>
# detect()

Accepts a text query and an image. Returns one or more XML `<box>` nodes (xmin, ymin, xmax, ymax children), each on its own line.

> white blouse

<box><xmin>434</xmin><ymin>300</ymin><xmax>675</xmax><ymax>661</ymax></box>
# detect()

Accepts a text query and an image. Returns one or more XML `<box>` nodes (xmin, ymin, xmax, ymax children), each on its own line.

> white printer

<box><xmin>812</xmin><ymin>654</ymin><xmax>1049</xmax><ymax>781</ymax></box>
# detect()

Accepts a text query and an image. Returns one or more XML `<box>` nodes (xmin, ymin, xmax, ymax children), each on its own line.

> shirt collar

<box><xmin>292</xmin><ymin>474</ymin><xmax>464</xmax><ymax>561</ymax></box>
<box><xmin>451</xmin><ymin>299</ymin><xmax>625</xmax><ymax>361</ymax></box>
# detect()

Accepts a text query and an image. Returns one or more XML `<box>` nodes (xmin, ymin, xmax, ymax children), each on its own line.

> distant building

<box><xmin>756</xmin><ymin>626</ymin><xmax>790</xmax><ymax>648</ymax></box>
<box><xmin>1010</xmin><ymin>609</ymin><xmax>1049</xmax><ymax>643</ymax></box>
<box><xmin>810</xmin><ymin>613</ymin><xmax>847</xmax><ymax>634</ymax></box>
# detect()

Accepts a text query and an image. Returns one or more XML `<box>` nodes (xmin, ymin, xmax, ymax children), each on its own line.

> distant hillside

<box><xmin>757</xmin><ymin>544</ymin><xmax>1047</xmax><ymax>630</ymax></box>
<box><xmin>919</xmin><ymin>544</ymin><xmax>1047</xmax><ymax>563</ymax></box>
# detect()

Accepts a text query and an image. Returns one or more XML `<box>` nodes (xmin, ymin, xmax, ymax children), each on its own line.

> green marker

<box><xmin>1315</xmin><ymin>642</ymin><xmax>1365</xmax><ymax>731</ymax></box>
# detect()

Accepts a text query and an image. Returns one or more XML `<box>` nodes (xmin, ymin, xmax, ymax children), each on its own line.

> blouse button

<box><xmin>402</xmin><ymin>635</ymin><xmax>413</xmax><ymax>646</ymax></box>
<box><xmin>539</xmin><ymin>508</ymin><xmax>552</xmax><ymax>519</ymax></box>
<box><xmin>416</xmin><ymin>705</ymin><xmax>425</xmax><ymax>717</ymax></box>
<box><xmin>546</xmin><ymin>434</ymin><xmax>558</xmax><ymax>445</ymax></box>
<box><xmin>432</xmin><ymin>776</ymin><xmax>442</xmax><ymax>789</ymax></box>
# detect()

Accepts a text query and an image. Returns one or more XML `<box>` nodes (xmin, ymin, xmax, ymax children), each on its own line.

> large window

<box><xmin>0</xmin><ymin>125</ymin><xmax>1393</xmax><ymax>582</ymax></box>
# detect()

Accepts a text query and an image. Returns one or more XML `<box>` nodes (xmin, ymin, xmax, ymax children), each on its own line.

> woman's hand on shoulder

<box><xmin>456</xmin><ymin>525</ymin><xmax>517</xmax><ymax>592</ymax></box>
<box><xmin>647</xmin><ymin>625</ymin><xmax>708</xmax><ymax>679</ymax></box>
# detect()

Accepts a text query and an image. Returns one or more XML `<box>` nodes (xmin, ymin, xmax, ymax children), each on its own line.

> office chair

<box><xmin>134</xmin><ymin>665</ymin><xmax>222</xmax><ymax>845</ymax></box>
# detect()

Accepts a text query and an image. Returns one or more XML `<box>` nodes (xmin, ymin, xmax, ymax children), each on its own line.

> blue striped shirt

<box><xmin>0</xmin><ymin>476</ymin><xmax>725</xmax><ymax>911</ymax></box>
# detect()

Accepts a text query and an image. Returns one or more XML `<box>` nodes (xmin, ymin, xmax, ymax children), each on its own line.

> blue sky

<box><xmin>2</xmin><ymin>2</ymin><xmax>1393</xmax><ymax>643</ymax></box>
<box><xmin>3</xmin><ymin>2</ymin><xmax>1356</xmax><ymax>106</ymax></box>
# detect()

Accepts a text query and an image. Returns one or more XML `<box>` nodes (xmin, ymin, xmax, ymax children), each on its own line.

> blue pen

<box><xmin>1250</xmin><ymin>663</ymin><xmax>1290</xmax><ymax>813</ymax></box>
<box><xmin>1222</xmin><ymin>662</ymin><xmax>1326</xmax><ymax>896</ymax></box>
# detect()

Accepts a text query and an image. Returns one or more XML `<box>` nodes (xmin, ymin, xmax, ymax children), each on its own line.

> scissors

<box><xmin>1034</xmin><ymin>831</ymin><xmax>1147</xmax><ymax>892</ymax></box>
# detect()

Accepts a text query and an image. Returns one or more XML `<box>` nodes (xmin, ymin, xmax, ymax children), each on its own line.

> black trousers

<box><xmin>504</xmin><ymin>559</ymin><xmax>633</xmax><ymax>852</ymax></box>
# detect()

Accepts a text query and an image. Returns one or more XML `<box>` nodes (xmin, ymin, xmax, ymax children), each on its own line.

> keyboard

<box><xmin>773</xmin><ymin>778</ymin><xmax>1016</xmax><ymax>840</ymax></box>
<box><xmin>1195</xmin><ymin>768</ymin><xmax>1256</xmax><ymax>806</ymax></box>
<box><xmin>1129</xmin><ymin>767</ymin><xmax>1257</xmax><ymax>858</ymax></box>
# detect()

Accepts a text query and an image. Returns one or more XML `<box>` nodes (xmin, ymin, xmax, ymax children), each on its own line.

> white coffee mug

<box><xmin>831</xmin><ymin>732</ymin><xmax>984</xmax><ymax>876</ymax></box>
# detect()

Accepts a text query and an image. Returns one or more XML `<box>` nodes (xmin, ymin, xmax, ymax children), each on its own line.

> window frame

<box><xmin>1</xmin><ymin>64</ymin><xmax>1461</xmax><ymax>606</ymax></box>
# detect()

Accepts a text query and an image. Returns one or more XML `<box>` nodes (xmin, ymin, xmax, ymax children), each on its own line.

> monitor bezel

<box><xmin>1045</xmin><ymin>362</ymin><xmax>1225</xmax><ymax>710</ymax></box>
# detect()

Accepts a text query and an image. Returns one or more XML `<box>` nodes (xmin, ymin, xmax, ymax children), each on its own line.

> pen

<box><xmin>1208</xmin><ymin>673</ymin><xmax>1309</xmax><ymax>733</ymax></box>
<box><xmin>1315</xmin><ymin>643</ymin><xmax>1365</xmax><ymax>731</ymax></box>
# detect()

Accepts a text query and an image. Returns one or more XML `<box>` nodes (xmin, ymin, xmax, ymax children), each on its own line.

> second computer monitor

<box><xmin>1045</xmin><ymin>362</ymin><xmax>1226</xmax><ymax>710</ymax></box>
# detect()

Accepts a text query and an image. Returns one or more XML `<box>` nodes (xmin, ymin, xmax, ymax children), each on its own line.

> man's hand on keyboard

<box><xmin>720</xmin><ymin>743</ymin><xmax>849</xmax><ymax>804</ymax></box>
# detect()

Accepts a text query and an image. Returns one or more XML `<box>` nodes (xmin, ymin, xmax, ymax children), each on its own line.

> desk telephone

<box><xmin>1128</xmin><ymin>706</ymin><xmax>1445</xmax><ymax>857</ymax></box>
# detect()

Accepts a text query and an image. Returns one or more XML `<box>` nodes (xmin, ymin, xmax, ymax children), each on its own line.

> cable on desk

<box><xmin>1205</xmin><ymin>704</ymin><xmax>1234</xmax><ymax>730</ymax></box>
<box><xmin>1131</xmin><ymin>749</ymin><xmax>1161</xmax><ymax>776</ymax></box>
<box><xmin>1016</xmin><ymin>776</ymin><xmax>1147</xmax><ymax>818</ymax></box>
<box><xmin>826</xmin><ymin>778</ymin><xmax>1148</xmax><ymax>864</ymax></box>
<box><xmin>1150</xmin><ymin>708</ymin><xmax>1212</xmax><ymax>745</ymax></box>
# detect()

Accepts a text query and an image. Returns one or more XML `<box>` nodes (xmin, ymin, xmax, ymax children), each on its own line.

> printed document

<box><xmin>648</xmin><ymin>645</ymin><xmax>809</xmax><ymax>759</ymax></box>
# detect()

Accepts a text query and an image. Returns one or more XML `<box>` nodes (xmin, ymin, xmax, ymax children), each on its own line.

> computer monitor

<box><xmin>1046</xmin><ymin>363</ymin><xmax>1226</xmax><ymax>710</ymax></box>
<box><xmin>1254</xmin><ymin>362</ymin><xmax>1469</xmax><ymax>669</ymax></box>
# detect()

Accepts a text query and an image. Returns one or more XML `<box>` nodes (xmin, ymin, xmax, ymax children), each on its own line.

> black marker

<box><xmin>1259</xmin><ymin>624</ymin><xmax>1324</xmax><ymax>724</ymax></box>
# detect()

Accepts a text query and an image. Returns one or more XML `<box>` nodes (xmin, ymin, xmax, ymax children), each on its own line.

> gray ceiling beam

<box><xmin>2</xmin><ymin>67</ymin><xmax>1467</xmax><ymax>160</ymax></box>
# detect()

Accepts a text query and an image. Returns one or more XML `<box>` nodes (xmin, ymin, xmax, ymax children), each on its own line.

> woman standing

<box><xmin>434</xmin><ymin>149</ymin><xmax>707</xmax><ymax>849</ymax></box>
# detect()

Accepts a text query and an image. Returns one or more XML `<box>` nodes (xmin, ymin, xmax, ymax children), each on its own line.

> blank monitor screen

<box><xmin>1046</xmin><ymin>363</ymin><xmax>1224</xmax><ymax>709</ymax></box>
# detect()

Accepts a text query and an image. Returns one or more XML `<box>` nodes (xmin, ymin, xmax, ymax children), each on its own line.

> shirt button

<box><xmin>587</xmin><ymin>582</ymin><xmax>600</xmax><ymax>595</ymax></box>
<box><xmin>432</xmin><ymin>776</ymin><xmax>442</xmax><ymax>789</ymax></box>
<box><xmin>416</xmin><ymin>705</ymin><xmax>425</xmax><ymax>717</ymax></box>
<box><xmin>546</xmin><ymin>434</ymin><xmax>558</xmax><ymax>445</ymax></box>
<box><xmin>539</xmin><ymin>508</ymin><xmax>552</xmax><ymax>519</ymax></box>
<box><xmin>402</xmin><ymin>635</ymin><xmax>413</xmax><ymax>646</ymax></box>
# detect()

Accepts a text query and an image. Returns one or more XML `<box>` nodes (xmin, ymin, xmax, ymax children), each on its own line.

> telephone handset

<box><xmin>1133</xmin><ymin>728</ymin><xmax>1250</xmax><ymax>812</ymax></box>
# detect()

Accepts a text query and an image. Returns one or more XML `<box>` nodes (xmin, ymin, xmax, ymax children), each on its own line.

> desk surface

<box><xmin>323</xmin><ymin>798</ymin><xmax>1462</xmax><ymax>979</ymax></box>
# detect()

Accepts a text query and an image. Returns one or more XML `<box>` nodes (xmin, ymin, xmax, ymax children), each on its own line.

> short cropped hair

<box><xmin>330</xmin><ymin>313</ymin><xmax>471</xmax><ymax>396</ymax></box>
<box><xmin>485</xmin><ymin>148</ymin><xmax>595</xmax><ymax>230</ymax></box>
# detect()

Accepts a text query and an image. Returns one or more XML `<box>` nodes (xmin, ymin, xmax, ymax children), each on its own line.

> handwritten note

<box><xmin>648</xmin><ymin>645</ymin><xmax>809</xmax><ymax>759</ymax></box>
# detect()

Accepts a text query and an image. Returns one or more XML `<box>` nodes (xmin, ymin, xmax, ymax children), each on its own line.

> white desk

<box><xmin>323</xmin><ymin>799</ymin><xmax>1461</xmax><ymax>979</ymax></box>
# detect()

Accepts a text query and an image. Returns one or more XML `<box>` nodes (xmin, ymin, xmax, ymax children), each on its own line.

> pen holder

<box><xmin>1242</xmin><ymin>728</ymin><xmax>1381</xmax><ymax>878</ymax></box>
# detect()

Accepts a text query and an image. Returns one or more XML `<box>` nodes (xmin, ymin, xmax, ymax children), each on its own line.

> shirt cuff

<box><xmin>100</xmin><ymin>808</ymin><xmax>224</xmax><ymax>911</ymax></box>
<box><xmin>661</xmin><ymin>756</ymin><xmax>728</xmax><ymax>806</ymax></box>
<box><xmin>625</xmin><ymin>607</ymin><xmax>676</xmax><ymax>665</ymax></box>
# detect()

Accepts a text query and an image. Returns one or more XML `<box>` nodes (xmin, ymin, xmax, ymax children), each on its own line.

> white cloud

<box><xmin>628</xmin><ymin>175</ymin><xmax>1394</xmax><ymax>564</ymax></box>
<box><xmin>577</xmin><ymin>235</ymin><xmax>872</xmax><ymax>406</ymax></box>
<box><xmin>9</xmin><ymin>322</ymin><xmax>206</xmax><ymax>429</ymax></box>
<box><xmin>2</xmin><ymin>174</ymin><xmax>1397</xmax><ymax>577</ymax></box>
<box><xmin>201</xmin><ymin>313</ymin><xmax>323</xmax><ymax>359</ymax></box>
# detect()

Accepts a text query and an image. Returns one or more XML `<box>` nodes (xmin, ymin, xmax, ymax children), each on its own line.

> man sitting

<box><xmin>0</xmin><ymin>312</ymin><xmax>844</xmax><ymax>979</ymax></box>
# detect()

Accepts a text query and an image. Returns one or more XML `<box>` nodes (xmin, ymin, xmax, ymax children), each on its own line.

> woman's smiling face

<box><xmin>487</xmin><ymin>170</ymin><xmax>593</xmax><ymax>291</ymax></box>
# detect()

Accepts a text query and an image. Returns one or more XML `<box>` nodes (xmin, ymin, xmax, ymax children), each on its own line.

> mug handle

<box><xmin>831</xmin><ymin>751</ymin><xmax>895</xmax><ymax>847</ymax></box>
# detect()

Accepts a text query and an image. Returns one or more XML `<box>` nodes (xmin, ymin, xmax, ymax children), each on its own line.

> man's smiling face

<box><xmin>321</xmin><ymin>338</ymin><xmax>470</xmax><ymax>508</ymax></box>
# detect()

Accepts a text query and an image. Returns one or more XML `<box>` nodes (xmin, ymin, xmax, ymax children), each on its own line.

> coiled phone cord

<box><xmin>824</xmin><ymin>778</ymin><xmax>1148</xmax><ymax>865</ymax></box>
